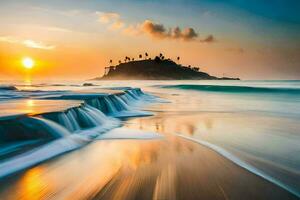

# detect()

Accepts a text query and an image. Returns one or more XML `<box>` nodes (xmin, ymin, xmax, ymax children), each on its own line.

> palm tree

<box><xmin>132</xmin><ymin>58</ymin><xmax>135</xmax><ymax>61</ymax></box>
<box><xmin>161</xmin><ymin>56</ymin><xmax>165</xmax><ymax>60</ymax></box>
<box><xmin>109</xmin><ymin>59</ymin><xmax>112</xmax><ymax>65</ymax></box>
<box><xmin>154</xmin><ymin>56</ymin><xmax>161</xmax><ymax>62</ymax></box>
<box><xmin>139</xmin><ymin>54</ymin><xmax>142</xmax><ymax>59</ymax></box>
<box><xmin>193</xmin><ymin>67</ymin><xmax>199</xmax><ymax>72</ymax></box>
<box><xmin>125</xmin><ymin>56</ymin><xmax>130</xmax><ymax>63</ymax></box>
<box><xmin>159</xmin><ymin>53</ymin><xmax>163</xmax><ymax>58</ymax></box>
<box><xmin>145</xmin><ymin>52</ymin><xmax>148</xmax><ymax>59</ymax></box>
<box><xmin>177</xmin><ymin>56</ymin><xmax>180</xmax><ymax>63</ymax></box>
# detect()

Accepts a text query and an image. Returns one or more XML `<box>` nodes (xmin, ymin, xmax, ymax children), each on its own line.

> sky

<box><xmin>0</xmin><ymin>0</ymin><xmax>299</xmax><ymax>80</ymax></box>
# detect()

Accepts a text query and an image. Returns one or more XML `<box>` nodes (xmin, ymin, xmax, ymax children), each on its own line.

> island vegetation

<box><xmin>93</xmin><ymin>53</ymin><xmax>239</xmax><ymax>80</ymax></box>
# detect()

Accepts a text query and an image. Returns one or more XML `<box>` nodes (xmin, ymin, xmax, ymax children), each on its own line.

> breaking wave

<box><xmin>0</xmin><ymin>87</ymin><xmax>160</xmax><ymax>178</ymax></box>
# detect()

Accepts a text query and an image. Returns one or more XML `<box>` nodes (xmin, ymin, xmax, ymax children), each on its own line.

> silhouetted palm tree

<box><xmin>161</xmin><ymin>56</ymin><xmax>165</xmax><ymax>60</ymax></box>
<box><xmin>154</xmin><ymin>56</ymin><xmax>161</xmax><ymax>63</ymax></box>
<box><xmin>125</xmin><ymin>56</ymin><xmax>129</xmax><ymax>62</ymax></box>
<box><xmin>177</xmin><ymin>56</ymin><xmax>180</xmax><ymax>63</ymax></box>
<box><xmin>159</xmin><ymin>53</ymin><xmax>163</xmax><ymax>58</ymax></box>
<box><xmin>132</xmin><ymin>58</ymin><xmax>135</xmax><ymax>61</ymax></box>
<box><xmin>145</xmin><ymin>52</ymin><xmax>148</xmax><ymax>59</ymax></box>
<box><xmin>139</xmin><ymin>54</ymin><xmax>142</xmax><ymax>59</ymax></box>
<box><xmin>109</xmin><ymin>59</ymin><xmax>112</xmax><ymax>65</ymax></box>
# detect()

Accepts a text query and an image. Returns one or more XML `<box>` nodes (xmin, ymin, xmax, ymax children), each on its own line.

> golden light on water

<box><xmin>22</xmin><ymin>57</ymin><xmax>35</xmax><ymax>69</ymax></box>
<box><xmin>26</xmin><ymin>99</ymin><xmax>34</xmax><ymax>107</ymax></box>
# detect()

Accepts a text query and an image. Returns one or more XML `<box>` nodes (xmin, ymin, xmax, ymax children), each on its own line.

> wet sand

<box><xmin>93</xmin><ymin>136</ymin><xmax>297</xmax><ymax>200</ymax></box>
<box><xmin>0</xmin><ymin>134</ymin><xmax>297</xmax><ymax>200</ymax></box>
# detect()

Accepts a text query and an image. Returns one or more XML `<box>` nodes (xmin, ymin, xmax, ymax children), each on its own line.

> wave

<box><xmin>0</xmin><ymin>87</ymin><xmax>160</xmax><ymax>178</ymax></box>
<box><xmin>0</xmin><ymin>134</ymin><xmax>91</xmax><ymax>178</ymax></box>
<box><xmin>0</xmin><ymin>85</ymin><xmax>18</xmax><ymax>91</ymax></box>
<box><xmin>160</xmin><ymin>84</ymin><xmax>300</xmax><ymax>94</ymax></box>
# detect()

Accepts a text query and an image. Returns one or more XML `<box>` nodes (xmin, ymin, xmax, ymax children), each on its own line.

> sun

<box><xmin>22</xmin><ymin>57</ymin><xmax>35</xmax><ymax>69</ymax></box>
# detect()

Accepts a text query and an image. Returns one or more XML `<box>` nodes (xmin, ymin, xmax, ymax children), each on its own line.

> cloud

<box><xmin>200</xmin><ymin>34</ymin><xmax>215</xmax><ymax>43</ymax></box>
<box><xmin>124</xmin><ymin>20</ymin><xmax>214</xmax><ymax>42</ymax></box>
<box><xmin>0</xmin><ymin>36</ymin><xmax>55</xmax><ymax>50</ymax></box>
<box><xmin>140</xmin><ymin>20</ymin><xmax>198</xmax><ymax>41</ymax></box>
<box><xmin>178</xmin><ymin>27</ymin><xmax>198</xmax><ymax>40</ymax></box>
<box><xmin>23</xmin><ymin>40</ymin><xmax>55</xmax><ymax>50</ymax></box>
<box><xmin>141</xmin><ymin>20</ymin><xmax>167</xmax><ymax>38</ymax></box>
<box><xmin>109</xmin><ymin>20</ymin><xmax>125</xmax><ymax>30</ymax></box>
<box><xmin>122</xmin><ymin>24</ymin><xmax>142</xmax><ymax>36</ymax></box>
<box><xmin>96</xmin><ymin>12</ymin><xmax>215</xmax><ymax>43</ymax></box>
<box><xmin>97</xmin><ymin>12</ymin><xmax>125</xmax><ymax>30</ymax></box>
<box><xmin>97</xmin><ymin>12</ymin><xmax>120</xmax><ymax>24</ymax></box>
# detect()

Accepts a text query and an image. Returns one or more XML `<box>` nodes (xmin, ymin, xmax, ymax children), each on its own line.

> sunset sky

<box><xmin>0</xmin><ymin>0</ymin><xmax>299</xmax><ymax>80</ymax></box>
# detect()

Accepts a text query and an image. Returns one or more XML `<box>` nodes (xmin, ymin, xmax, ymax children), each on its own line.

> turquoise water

<box><xmin>146</xmin><ymin>80</ymin><xmax>300</xmax><ymax>196</ymax></box>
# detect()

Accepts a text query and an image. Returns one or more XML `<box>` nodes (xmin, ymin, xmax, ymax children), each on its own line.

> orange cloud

<box><xmin>0</xmin><ymin>36</ymin><xmax>55</xmax><ymax>50</ymax></box>
<box><xmin>200</xmin><ymin>35</ymin><xmax>215</xmax><ymax>43</ymax></box>
<box><xmin>96</xmin><ymin>12</ymin><xmax>214</xmax><ymax>43</ymax></box>
<box><xmin>141</xmin><ymin>20</ymin><xmax>198</xmax><ymax>41</ymax></box>
<box><xmin>109</xmin><ymin>20</ymin><xmax>125</xmax><ymax>30</ymax></box>
<box><xmin>97</xmin><ymin>12</ymin><xmax>120</xmax><ymax>23</ymax></box>
<box><xmin>123</xmin><ymin>20</ymin><xmax>214</xmax><ymax>42</ymax></box>
<box><xmin>22</xmin><ymin>40</ymin><xmax>55</xmax><ymax>50</ymax></box>
<box><xmin>97</xmin><ymin>12</ymin><xmax>125</xmax><ymax>30</ymax></box>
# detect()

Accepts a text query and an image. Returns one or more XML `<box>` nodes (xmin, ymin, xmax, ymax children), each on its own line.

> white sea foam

<box><xmin>0</xmin><ymin>134</ymin><xmax>91</xmax><ymax>178</ymax></box>
<box><xmin>97</xmin><ymin>127</ymin><xmax>163</xmax><ymax>140</ymax></box>
<box><xmin>0</xmin><ymin>87</ymin><xmax>159</xmax><ymax>178</ymax></box>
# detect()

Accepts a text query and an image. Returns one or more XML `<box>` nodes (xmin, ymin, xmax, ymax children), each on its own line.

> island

<box><xmin>93</xmin><ymin>55</ymin><xmax>240</xmax><ymax>80</ymax></box>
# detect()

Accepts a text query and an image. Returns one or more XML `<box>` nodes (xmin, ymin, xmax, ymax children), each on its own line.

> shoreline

<box><xmin>0</xmin><ymin>136</ymin><xmax>297</xmax><ymax>200</ymax></box>
<box><xmin>178</xmin><ymin>134</ymin><xmax>300</xmax><ymax>198</ymax></box>
<box><xmin>0</xmin><ymin>83</ymin><xmax>299</xmax><ymax>199</ymax></box>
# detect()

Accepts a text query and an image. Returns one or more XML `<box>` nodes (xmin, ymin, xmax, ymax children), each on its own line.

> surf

<box><xmin>160</xmin><ymin>84</ymin><xmax>300</xmax><ymax>94</ymax></box>
<box><xmin>0</xmin><ymin>87</ymin><xmax>159</xmax><ymax>178</ymax></box>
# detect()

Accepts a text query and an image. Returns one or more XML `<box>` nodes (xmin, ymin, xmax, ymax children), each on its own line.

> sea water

<box><xmin>0</xmin><ymin>79</ymin><xmax>300</xmax><ymax>196</ymax></box>
<box><xmin>0</xmin><ymin>81</ymin><xmax>157</xmax><ymax>178</ymax></box>
<box><xmin>142</xmin><ymin>80</ymin><xmax>300</xmax><ymax>196</ymax></box>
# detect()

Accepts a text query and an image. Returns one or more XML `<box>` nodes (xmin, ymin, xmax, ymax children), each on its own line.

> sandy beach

<box><xmin>0</xmin><ymin>134</ymin><xmax>297</xmax><ymax>200</ymax></box>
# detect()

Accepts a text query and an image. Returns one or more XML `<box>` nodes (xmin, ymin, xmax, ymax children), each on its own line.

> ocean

<box><xmin>0</xmin><ymin>80</ymin><xmax>299</xmax><ymax>198</ymax></box>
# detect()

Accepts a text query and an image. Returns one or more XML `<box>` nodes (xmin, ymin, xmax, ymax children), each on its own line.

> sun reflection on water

<box><xmin>19</xmin><ymin>167</ymin><xmax>49</xmax><ymax>200</ymax></box>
